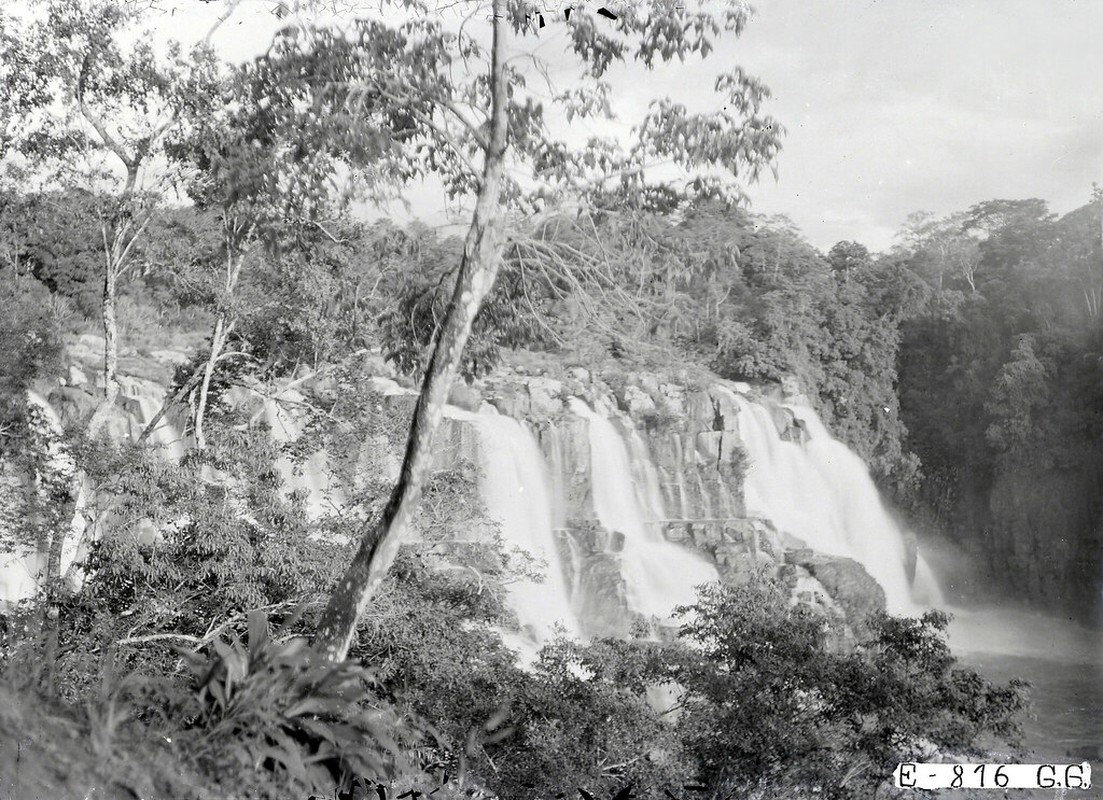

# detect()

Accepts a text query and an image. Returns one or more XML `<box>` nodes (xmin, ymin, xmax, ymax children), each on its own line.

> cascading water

<box><xmin>117</xmin><ymin>377</ymin><xmax>186</xmax><ymax>459</ymax></box>
<box><xmin>239</xmin><ymin>388</ymin><xmax>348</xmax><ymax>519</ymax></box>
<box><xmin>4</xmin><ymin>370</ymin><xmax>940</xmax><ymax>645</ymax></box>
<box><xmin>568</xmin><ymin>398</ymin><xmax>719</xmax><ymax>621</ymax></box>
<box><xmin>453</xmin><ymin>408</ymin><xmax>581</xmax><ymax>644</ymax></box>
<box><xmin>0</xmin><ymin>392</ymin><xmax>89</xmax><ymax>607</ymax></box>
<box><xmin>717</xmin><ymin>386</ymin><xmax>934</xmax><ymax>612</ymax></box>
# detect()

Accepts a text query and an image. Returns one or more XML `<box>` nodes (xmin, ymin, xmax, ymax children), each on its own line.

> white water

<box><xmin>4</xmin><ymin>376</ymin><xmax>936</xmax><ymax>646</ymax></box>
<box><xmin>461</xmin><ymin>410</ymin><xmax>581</xmax><ymax>643</ymax></box>
<box><xmin>118</xmin><ymin>377</ymin><xmax>185</xmax><ymax>459</ymax></box>
<box><xmin>568</xmin><ymin>398</ymin><xmax>720</xmax><ymax>621</ymax></box>
<box><xmin>0</xmin><ymin>392</ymin><xmax>89</xmax><ymax>607</ymax></box>
<box><xmin>719</xmin><ymin>387</ymin><xmax>924</xmax><ymax>612</ymax></box>
<box><xmin>946</xmin><ymin>605</ymin><xmax>1103</xmax><ymax>759</ymax></box>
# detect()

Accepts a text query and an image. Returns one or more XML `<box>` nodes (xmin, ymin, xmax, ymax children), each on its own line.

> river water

<box><xmin>946</xmin><ymin>605</ymin><xmax>1102</xmax><ymax>762</ymax></box>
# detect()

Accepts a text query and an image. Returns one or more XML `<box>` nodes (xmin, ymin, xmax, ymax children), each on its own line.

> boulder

<box><xmin>526</xmin><ymin>376</ymin><xmax>565</xmax><ymax>417</ymax></box>
<box><xmin>622</xmin><ymin>384</ymin><xmax>657</xmax><ymax>416</ymax></box>
<box><xmin>575</xmin><ymin>552</ymin><xmax>631</xmax><ymax>638</ymax></box>
<box><xmin>448</xmin><ymin>383</ymin><xmax>483</xmax><ymax>412</ymax></box>
<box><xmin>47</xmin><ymin>387</ymin><xmax>98</xmax><ymax>429</ymax></box>
<box><xmin>148</xmin><ymin>349</ymin><xmax>192</xmax><ymax>367</ymax></box>
<box><xmin>67</xmin><ymin>365</ymin><xmax>89</xmax><ymax>388</ymax></box>
<box><xmin>785</xmin><ymin>550</ymin><xmax>887</xmax><ymax>626</ymax></box>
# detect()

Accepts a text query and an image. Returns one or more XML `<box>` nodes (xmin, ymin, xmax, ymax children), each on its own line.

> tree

<box><xmin>0</xmin><ymin>0</ymin><xmax>222</xmax><ymax>435</ymax></box>
<box><xmin>233</xmin><ymin>0</ymin><xmax>787</xmax><ymax>659</ymax></box>
<box><xmin>663</xmin><ymin>581</ymin><xmax>1026</xmax><ymax>799</ymax></box>
<box><xmin>896</xmin><ymin>210</ymin><xmax>981</xmax><ymax>293</ymax></box>
<box><xmin>826</xmin><ymin>240</ymin><xmax>871</xmax><ymax>282</ymax></box>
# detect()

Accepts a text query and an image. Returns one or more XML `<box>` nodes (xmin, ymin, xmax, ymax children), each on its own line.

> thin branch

<box><xmin>201</xmin><ymin>0</ymin><xmax>245</xmax><ymax>46</ymax></box>
<box><xmin>77</xmin><ymin>64</ymin><xmax>135</xmax><ymax>172</ymax></box>
<box><xmin>114</xmin><ymin>212</ymin><xmax>155</xmax><ymax>278</ymax></box>
<box><xmin>440</xmin><ymin>99</ymin><xmax>490</xmax><ymax>152</ymax></box>
<box><xmin>115</xmin><ymin>632</ymin><xmax>200</xmax><ymax>647</ymax></box>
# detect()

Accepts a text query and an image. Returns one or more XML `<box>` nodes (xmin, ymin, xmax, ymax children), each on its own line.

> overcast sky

<box><xmin>127</xmin><ymin>0</ymin><xmax>1103</xmax><ymax>252</ymax></box>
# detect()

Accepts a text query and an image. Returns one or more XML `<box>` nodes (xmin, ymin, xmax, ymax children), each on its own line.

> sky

<box><xmin>65</xmin><ymin>0</ymin><xmax>1103</xmax><ymax>252</ymax></box>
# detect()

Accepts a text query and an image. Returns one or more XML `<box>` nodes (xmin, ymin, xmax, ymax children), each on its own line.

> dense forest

<box><xmin>1</xmin><ymin>0</ymin><xmax>1097</xmax><ymax>798</ymax></box>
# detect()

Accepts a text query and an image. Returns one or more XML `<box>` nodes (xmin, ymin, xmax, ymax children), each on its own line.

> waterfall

<box><xmin>568</xmin><ymin>398</ymin><xmax>719</xmax><ymax>621</ymax></box>
<box><xmin>912</xmin><ymin>556</ymin><xmax>946</xmax><ymax>607</ymax></box>
<box><xmin>2</xmin><ymin>369</ymin><xmax>943</xmax><ymax>639</ymax></box>
<box><xmin>117</xmin><ymin>377</ymin><xmax>185</xmax><ymax>459</ymax></box>
<box><xmin>0</xmin><ymin>392</ymin><xmax>90</xmax><ymax>608</ymax></box>
<box><xmin>447</xmin><ymin>407</ymin><xmax>581</xmax><ymax>645</ymax></box>
<box><xmin>245</xmin><ymin>389</ymin><xmax>347</xmax><ymax>519</ymax></box>
<box><xmin>717</xmin><ymin>386</ymin><xmax>927</xmax><ymax>612</ymax></box>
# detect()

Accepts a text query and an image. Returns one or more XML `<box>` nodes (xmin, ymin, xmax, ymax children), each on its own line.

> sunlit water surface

<box><xmin>946</xmin><ymin>605</ymin><xmax>1102</xmax><ymax>761</ymax></box>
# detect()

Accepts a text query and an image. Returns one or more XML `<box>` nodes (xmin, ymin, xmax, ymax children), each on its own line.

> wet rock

<box><xmin>656</xmin><ymin>383</ymin><xmax>686</xmax><ymax>417</ymax></box>
<box><xmin>663</xmin><ymin>522</ymin><xmax>690</xmax><ymax>543</ymax></box>
<box><xmin>526</xmin><ymin>376</ymin><xmax>564</xmax><ymax>416</ymax></box>
<box><xmin>448</xmin><ymin>383</ymin><xmax>482</xmax><ymax>412</ymax></box>
<box><xmin>569</xmin><ymin>520</ymin><xmax>625</xmax><ymax>553</ymax></box>
<box><xmin>770</xmin><ymin>405</ymin><xmax>807</xmax><ymax>444</ymax></box>
<box><xmin>48</xmin><ymin>387</ymin><xmax>98</xmax><ymax>428</ymax></box>
<box><xmin>724</xmin><ymin>518</ymin><xmax>783</xmax><ymax>557</ymax></box>
<box><xmin>576</xmin><ymin>552</ymin><xmax>631</xmax><ymax>638</ymax></box>
<box><xmin>785</xmin><ymin>550</ymin><xmax>887</xmax><ymax>625</ymax></box>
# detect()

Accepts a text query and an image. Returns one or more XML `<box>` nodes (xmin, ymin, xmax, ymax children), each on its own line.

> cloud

<box><xmin>142</xmin><ymin>0</ymin><xmax>1102</xmax><ymax>253</ymax></box>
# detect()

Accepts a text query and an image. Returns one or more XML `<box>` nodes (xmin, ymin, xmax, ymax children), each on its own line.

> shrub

<box><xmin>181</xmin><ymin>607</ymin><xmax>410</xmax><ymax>799</ymax></box>
<box><xmin>663</xmin><ymin>580</ymin><xmax>1028</xmax><ymax>799</ymax></box>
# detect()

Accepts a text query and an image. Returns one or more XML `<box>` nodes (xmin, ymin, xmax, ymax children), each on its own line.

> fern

<box><xmin>181</xmin><ymin>606</ymin><xmax>408</xmax><ymax>796</ymax></box>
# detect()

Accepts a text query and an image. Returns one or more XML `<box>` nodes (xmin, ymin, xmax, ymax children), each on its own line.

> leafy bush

<box><xmin>380</xmin><ymin>242</ymin><xmax>556</xmax><ymax>381</ymax></box>
<box><xmin>662</xmin><ymin>580</ymin><xmax>1027</xmax><ymax>799</ymax></box>
<box><xmin>0</xmin><ymin>265</ymin><xmax>64</xmax><ymax>453</ymax></box>
<box><xmin>491</xmin><ymin>636</ymin><xmax>694</xmax><ymax>800</ymax></box>
<box><xmin>182</xmin><ymin>607</ymin><xmax>409</xmax><ymax>798</ymax></box>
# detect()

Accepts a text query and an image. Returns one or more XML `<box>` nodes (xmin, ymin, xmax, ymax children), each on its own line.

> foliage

<box><xmin>0</xmin><ymin>2</ymin><xmax>1076</xmax><ymax>796</ymax></box>
<box><xmin>181</xmin><ymin>607</ymin><xmax>409</xmax><ymax>798</ymax></box>
<box><xmin>894</xmin><ymin>192</ymin><xmax>1103</xmax><ymax>618</ymax></box>
<box><xmin>662</xmin><ymin>580</ymin><xmax>1027</xmax><ymax>799</ymax></box>
<box><xmin>0</xmin><ymin>188</ymin><xmax>104</xmax><ymax>316</ymax></box>
<box><xmin>488</xmin><ymin>636</ymin><xmax>693</xmax><ymax>800</ymax></box>
<box><xmin>36</xmin><ymin>414</ymin><xmax>349</xmax><ymax>711</ymax></box>
<box><xmin>0</xmin><ymin>266</ymin><xmax>65</xmax><ymax>451</ymax></box>
<box><xmin>380</xmin><ymin>226</ymin><xmax>560</xmax><ymax>380</ymax></box>
<box><xmin>0</xmin><ymin>0</ymin><xmax>221</xmax><ymax>186</ymax></box>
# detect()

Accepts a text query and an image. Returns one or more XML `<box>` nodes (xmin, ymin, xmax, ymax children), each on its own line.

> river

<box><xmin>946</xmin><ymin>604</ymin><xmax>1102</xmax><ymax>763</ymax></box>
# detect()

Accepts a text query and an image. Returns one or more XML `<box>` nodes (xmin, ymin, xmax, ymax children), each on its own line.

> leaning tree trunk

<box><xmin>137</xmin><ymin>365</ymin><xmax>205</xmax><ymax>445</ymax></box>
<box><xmin>195</xmin><ymin>248</ymin><xmax>244</xmax><ymax>450</ymax></box>
<box><xmin>87</xmin><ymin>261</ymin><xmax>120</xmax><ymax>437</ymax></box>
<box><xmin>194</xmin><ymin>314</ymin><xmax>233</xmax><ymax>450</ymax></box>
<box><xmin>312</xmin><ymin>0</ymin><xmax>510</xmax><ymax>661</ymax></box>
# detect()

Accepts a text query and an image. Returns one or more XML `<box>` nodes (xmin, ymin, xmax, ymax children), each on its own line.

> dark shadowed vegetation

<box><xmin>1</xmin><ymin>0</ymin><xmax>1089</xmax><ymax>797</ymax></box>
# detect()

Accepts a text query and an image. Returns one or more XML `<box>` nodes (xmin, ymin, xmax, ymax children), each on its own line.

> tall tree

<box><xmin>0</xmin><ymin>0</ymin><xmax>222</xmax><ymax>435</ymax></box>
<box><xmin>245</xmin><ymin>0</ymin><xmax>785</xmax><ymax>660</ymax></box>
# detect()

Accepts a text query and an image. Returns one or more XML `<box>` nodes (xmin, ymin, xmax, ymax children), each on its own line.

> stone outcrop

<box><xmin>37</xmin><ymin>338</ymin><xmax>897</xmax><ymax>633</ymax></box>
<box><xmin>473</xmin><ymin>366</ymin><xmax>893</xmax><ymax>628</ymax></box>
<box><xmin>783</xmin><ymin>550</ymin><xmax>887</xmax><ymax>626</ymax></box>
<box><xmin>559</xmin><ymin>520</ymin><xmax>632</xmax><ymax>638</ymax></box>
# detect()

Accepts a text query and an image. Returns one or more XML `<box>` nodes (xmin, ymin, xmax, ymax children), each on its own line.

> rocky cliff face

<box><xmin>427</xmin><ymin>364</ymin><xmax>898</xmax><ymax>638</ymax></box>
<box><xmin>10</xmin><ymin>339</ymin><xmax>906</xmax><ymax>640</ymax></box>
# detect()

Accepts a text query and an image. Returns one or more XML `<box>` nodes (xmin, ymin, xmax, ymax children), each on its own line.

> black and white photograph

<box><xmin>0</xmin><ymin>0</ymin><xmax>1099</xmax><ymax>797</ymax></box>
